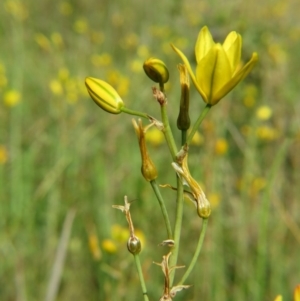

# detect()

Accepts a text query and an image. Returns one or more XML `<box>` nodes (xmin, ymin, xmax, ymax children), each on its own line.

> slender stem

<box><xmin>181</xmin><ymin>130</ymin><xmax>187</xmax><ymax>146</ymax></box>
<box><xmin>150</xmin><ymin>180</ymin><xmax>173</xmax><ymax>239</ymax></box>
<box><xmin>161</xmin><ymin>104</ymin><xmax>178</xmax><ymax>160</ymax></box>
<box><xmin>121</xmin><ymin>107</ymin><xmax>149</xmax><ymax>119</ymax></box>
<box><xmin>186</xmin><ymin>104</ymin><xmax>211</xmax><ymax>145</ymax></box>
<box><xmin>254</xmin><ymin>139</ymin><xmax>290</xmax><ymax>301</ymax></box>
<box><xmin>133</xmin><ymin>254</ymin><xmax>150</xmax><ymax>301</ymax></box>
<box><xmin>177</xmin><ymin>218</ymin><xmax>208</xmax><ymax>285</ymax></box>
<box><xmin>169</xmin><ymin>177</ymin><xmax>184</xmax><ymax>286</ymax></box>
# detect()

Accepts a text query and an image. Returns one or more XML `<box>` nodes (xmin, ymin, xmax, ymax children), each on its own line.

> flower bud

<box><xmin>85</xmin><ymin>77</ymin><xmax>124</xmax><ymax>114</ymax></box>
<box><xmin>177</xmin><ymin>64</ymin><xmax>190</xmax><ymax>130</ymax></box>
<box><xmin>143</xmin><ymin>58</ymin><xmax>169</xmax><ymax>84</ymax></box>
<box><xmin>127</xmin><ymin>236</ymin><xmax>141</xmax><ymax>255</ymax></box>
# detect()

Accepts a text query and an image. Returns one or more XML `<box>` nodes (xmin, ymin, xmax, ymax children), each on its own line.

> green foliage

<box><xmin>0</xmin><ymin>0</ymin><xmax>300</xmax><ymax>300</ymax></box>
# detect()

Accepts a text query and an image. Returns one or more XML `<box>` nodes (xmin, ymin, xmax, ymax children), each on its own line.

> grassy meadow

<box><xmin>1</xmin><ymin>0</ymin><xmax>300</xmax><ymax>300</ymax></box>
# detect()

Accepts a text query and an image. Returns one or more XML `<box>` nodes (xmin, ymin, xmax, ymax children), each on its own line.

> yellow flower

<box><xmin>85</xmin><ymin>77</ymin><xmax>124</xmax><ymax>114</ymax></box>
<box><xmin>172</xmin><ymin>26</ymin><xmax>258</xmax><ymax>105</ymax></box>
<box><xmin>4</xmin><ymin>90</ymin><xmax>21</xmax><ymax>107</ymax></box>
<box><xmin>256</xmin><ymin>105</ymin><xmax>272</xmax><ymax>120</ymax></box>
<box><xmin>294</xmin><ymin>284</ymin><xmax>300</xmax><ymax>301</ymax></box>
<box><xmin>49</xmin><ymin>80</ymin><xmax>63</xmax><ymax>95</ymax></box>
<box><xmin>0</xmin><ymin>145</ymin><xmax>8</xmax><ymax>164</ymax></box>
<box><xmin>214</xmin><ymin>138</ymin><xmax>228</xmax><ymax>155</ymax></box>
<box><xmin>101</xmin><ymin>239</ymin><xmax>117</xmax><ymax>253</ymax></box>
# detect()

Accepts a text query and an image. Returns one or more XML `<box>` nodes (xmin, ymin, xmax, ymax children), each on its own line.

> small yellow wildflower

<box><xmin>111</xmin><ymin>224</ymin><xmax>129</xmax><ymax>243</ymax></box>
<box><xmin>74</xmin><ymin>19</ymin><xmax>88</xmax><ymax>34</ymax></box>
<box><xmin>256</xmin><ymin>105</ymin><xmax>273</xmax><ymax>120</ymax></box>
<box><xmin>88</xmin><ymin>233</ymin><xmax>102</xmax><ymax>261</ymax></box>
<box><xmin>35</xmin><ymin>33</ymin><xmax>51</xmax><ymax>51</ymax></box>
<box><xmin>145</xmin><ymin>127</ymin><xmax>165</xmax><ymax>146</ymax></box>
<box><xmin>4</xmin><ymin>90</ymin><xmax>21</xmax><ymax>107</ymax></box>
<box><xmin>256</xmin><ymin>126</ymin><xmax>279</xmax><ymax>141</ymax></box>
<box><xmin>190</xmin><ymin>131</ymin><xmax>204</xmax><ymax>146</ymax></box>
<box><xmin>49</xmin><ymin>80</ymin><xmax>63</xmax><ymax>96</ymax></box>
<box><xmin>0</xmin><ymin>145</ymin><xmax>8</xmax><ymax>164</ymax></box>
<box><xmin>101</xmin><ymin>239</ymin><xmax>117</xmax><ymax>253</ymax></box>
<box><xmin>4</xmin><ymin>0</ymin><xmax>28</xmax><ymax>21</ymax></box>
<box><xmin>274</xmin><ymin>296</ymin><xmax>283</xmax><ymax>301</ymax></box>
<box><xmin>214</xmin><ymin>138</ymin><xmax>228</xmax><ymax>155</ymax></box>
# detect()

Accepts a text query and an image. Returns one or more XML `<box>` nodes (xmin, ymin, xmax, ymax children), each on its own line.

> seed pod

<box><xmin>127</xmin><ymin>236</ymin><xmax>142</xmax><ymax>255</ymax></box>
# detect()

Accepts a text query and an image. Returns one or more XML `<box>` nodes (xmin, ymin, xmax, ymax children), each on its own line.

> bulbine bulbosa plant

<box><xmin>85</xmin><ymin>26</ymin><xmax>258</xmax><ymax>301</ymax></box>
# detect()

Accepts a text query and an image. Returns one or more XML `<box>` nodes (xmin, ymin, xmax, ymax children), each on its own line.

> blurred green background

<box><xmin>1</xmin><ymin>0</ymin><xmax>300</xmax><ymax>300</ymax></box>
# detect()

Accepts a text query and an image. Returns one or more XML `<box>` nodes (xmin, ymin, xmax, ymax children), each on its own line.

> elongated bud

<box><xmin>177</xmin><ymin>64</ymin><xmax>190</xmax><ymax>130</ymax></box>
<box><xmin>132</xmin><ymin>119</ymin><xmax>158</xmax><ymax>181</ymax></box>
<box><xmin>143</xmin><ymin>58</ymin><xmax>169</xmax><ymax>85</ymax></box>
<box><xmin>127</xmin><ymin>235</ymin><xmax>141</xmax><ymax>255</ymax></box>
<box><xmin>85</xmin><ymin>77</ymin><xmax>124</xmax><ymax>114</ymax></box>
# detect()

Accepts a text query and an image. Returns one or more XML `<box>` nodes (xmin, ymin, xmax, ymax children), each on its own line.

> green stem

<box><xmin>121</xmin><ymin>107</ymin><xmax>149</xmax><ymax>119</ymax></box>
<box><xmin>186</xmin><ymin>104</ymin><xmax>211</xmax><ymax>145</ymax></box>
<box><xmin>133</xmin><ymin>254</ymin><xmax>150</xmax><ymax>301</ymax></box>
<box><xmin>160</xmin><ymin>104</ymin><xmax>178</xmax><ymax>160</ymax></box>
<box><xmin>181</xmin><ymin>130</ymin><xmax>187</xmax><ymax>146</ymax></box>
<box><xmin>150</xmin><ymin>180</ymin><xmax>173</xmax><ymax>239</ymax></box>
<box><xmin>254</xmin><ymin>139</ymin><xmax>290</xmax><ymax>300</ymax></box>
<box><xmin>169</xmin><ymin>177</ymin><xmax>184</xmax><ymax>286</ymax></box>
<box><xmin>177</xmin><ymin>218</ymin><xmax>208</xmax><ymax>285</ymax></box>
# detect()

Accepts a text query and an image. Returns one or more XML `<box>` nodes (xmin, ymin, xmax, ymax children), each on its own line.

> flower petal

<box><xmin>195</xmin><ymin>26</ymin><xmax>215</xmax><ymax>64</ymax></box>
<box><xmin>213</xmin><ymin>52</ymin><xmax>258</xmax><ymax>103</ymax></box>
<box><xmin>195</xmin><ymin>46</ymin><xmax>217</xmax><ymax>103</ymax></box>
<box><xmin>172</xmin><ymin>44</ymin><xmax>207</xmax><ymax>102</ymax></box>
<box><xmin>211</xmin><ymin>45</ymin><xmax>233</xmax><ymax>97</ymax></box>
<box><xmin>294</xmin><ymin>284</ymin><xmax>300</xmax><ymax>301</ymax></box>
<box><xmin>223</xmin><ymin>32</ymin><xmax>242</xmax><ymax>73</ymax></box>
<box><xmin>196</xmin><ymin>44</ymin><xmax>232</xmax><ymax>104</ymax></box>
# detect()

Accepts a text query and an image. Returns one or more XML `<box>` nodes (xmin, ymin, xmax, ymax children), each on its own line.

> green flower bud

<box><xmin>177</xmin><ymin>64</ymin><xmax>190</xmax><ymax>130</ymax></box>
<box><xmin>143</xmin><ymin>58</ymin><xmax>169</xmax><ymax>84</ymax></box>
<box><xmin>127</xmin><ymin>236</ymin><xmax>141</xmax><ymax>255</ymax></box>
<box><xmin>85</xmin><ymin>77</ymin><xmax>124</xmax><ymax>114</ymax></box>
